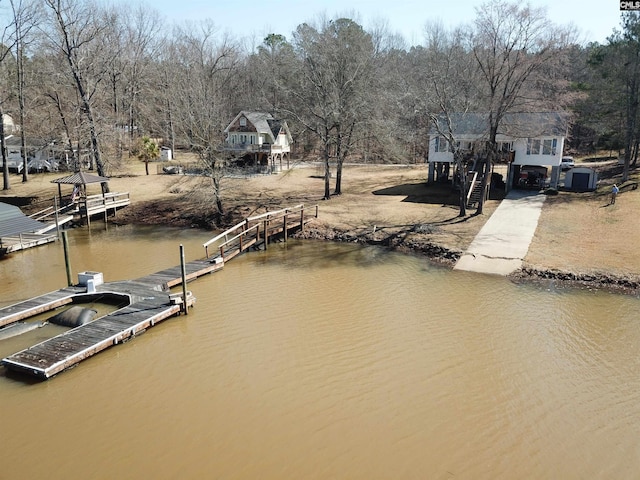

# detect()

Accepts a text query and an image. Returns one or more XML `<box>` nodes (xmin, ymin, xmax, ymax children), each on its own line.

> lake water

<box><xmin>0</xmin><ymin>224</ymin><xmax>639</xmax><ymax>479</ymax></box>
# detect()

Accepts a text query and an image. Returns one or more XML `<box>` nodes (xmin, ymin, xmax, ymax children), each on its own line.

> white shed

<box><xmin>160</xmin><ymin>147</ymin><xmax>172</xmax><ymax>161</ymax></box>
<box><xmin>564</xmin><ymin>167</ymin><xmax>598</xmax><ymax>191</ymax></box>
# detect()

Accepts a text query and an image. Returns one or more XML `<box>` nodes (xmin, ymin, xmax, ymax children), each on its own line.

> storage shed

<box><xmin>160</xmin><ymin>147</ymin><xmax>172</xmax><ymax>161</ymax></box>
<box><xmin>564</xmin><ymin>167</ymin><xmax>598</xmax><ymax>192</ymax></box>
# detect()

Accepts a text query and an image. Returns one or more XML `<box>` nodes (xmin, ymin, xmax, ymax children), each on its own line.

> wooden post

<box><xmin>85</xmin><ymin>198</ymin><xmax>91</xmax><ymax>230</ymax></box>
<box><xmin>263</xmin><ymin>219</ymin><xmax>269</xmax><ymax>250</ymax></box>
<box><xmin>220</xmin><ymin>245</ymin><xmax>224</xmax><ymax>261</ymax></box>
<box><xmin>300</xmin><ymin>206</ymin><xmax>304</xmax><ymax>231</ymax></box>
<box><xmin>103</xmin><ymin>196</ymin><xmax>107</xmax><ymax>225</ymax></box>
<box><xmin>205</xmin><ymin>245</ymin><xmax>210</xmax><ymax>259</ymax></box>
<box><xmin>315</xmin><ymin>205</ymin><xmax>319</xmax><ymax>218</ymax></box>
<box><xmin>283</xmin><ymin>213</ymin><xmax>288</xmax><ymax>242</ymax></box>
<box><xmin>62</xmin><ymin>231</ymin><xmax>73</xmax><ymax>286</ymax></box>
<box><xmin>180</xmin><ymin>244</ymin><xmax>188</xmax><ymax>315</ymax></box>
<box><xmin>54</xmin><ymin>196</ymin><xmax>60</xmax><ymax>238</ymax></box>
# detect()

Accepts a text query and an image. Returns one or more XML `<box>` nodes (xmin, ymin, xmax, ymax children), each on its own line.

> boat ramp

<box><xmin>0</xmin><ymin>204</ymin><xmax>317</xmax><ymax>380</ymax></box>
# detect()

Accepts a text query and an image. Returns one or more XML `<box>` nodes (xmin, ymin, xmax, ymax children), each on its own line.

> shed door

<box><xmin>572</xmin><ymin>172</ymin><xmax>590</xmax><ymax>191</ymax></box>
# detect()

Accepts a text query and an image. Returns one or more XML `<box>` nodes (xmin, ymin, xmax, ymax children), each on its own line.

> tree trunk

<box><xmin>455</xmin><ymin>154</ymin><xmax>466</xmax><ymax>217</ymax></box>
<box><xmin>323</xmin><ymin>128</ymin><xmax>331</xmax><ymax>200</ymax></box>
<box><xmin>17</xmin><ymin>41</ymin><xmax>28</xmax><ymax>183</ymax></box>
<box><xmin>0</xmin><ymin>104</ymin><xmax>9</xmax><ymax>191</ymax></box>
<box><xmin>212</xmin><ymin>175</ymin><xmax>224</xmax><ymax>215</ymax></box>
<box><xmin>334</xmin><ymin>125</ymin><xmax>343</xmax><ymax>195</ymax></box>
<box><xmin>51</xmin><ymin>91</ymin><xmax>77</xmax><ymax>170</ymax></box>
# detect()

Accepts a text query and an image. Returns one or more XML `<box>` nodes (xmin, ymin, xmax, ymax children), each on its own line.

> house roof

<box><xmin>51</xmin><ymin>171</ymin><xmax>109</xmax><ymax>185</ymax></box>
<box><xmin>225</xmin><ymin>111</ymin><xmax>292</xmax><ymax>143</ymax></box>
<box><xmin>0</xmin><ymin>202</ymin><xmax>47</xmax><ymax>238</ymax></box>
<box><xmin>4</xmin><ymin>135</ymin><xmax>49</xmax><ymax>148</ymax></box>
<box><xmin>430</xmin><ymin>112</ymin><xmax>569</xmax><ymax>138</ymax></box>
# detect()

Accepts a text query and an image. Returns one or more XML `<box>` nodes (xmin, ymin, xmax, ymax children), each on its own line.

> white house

<box><xmin>4</xmin><ymin>135</ymin><xmax>59</xmax><ymax>173</ymax></box>
<box><xmin>222</xmin><ymin>111</ymin><xmax>293</xmax><ymax>172</ymax></box>
<box><xmin>428</xmin><ymin>112</ymin><xmax>569</xmax><ymax>190</ymax></box>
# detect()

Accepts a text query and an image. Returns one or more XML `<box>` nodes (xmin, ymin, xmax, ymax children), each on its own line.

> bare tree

<box><xmin>42</xmin><ymin>0</ymin><xmax>118</xmax><ymax>184</ymax></box>
<box><xmin>471</xmin><ymin>0</ymin><xmax>573</xmax><ymax>212</ymax></box>
<box><xmin>0</xmin><ymin>36</ymin><xmax>16</xmax><ymax>190</ymax></box>
<box><xmin>107</xmin><ymin>5</ymin><xmax>163</xmax><ymax>156</ymax></box>
<box><xmin>169</xmin><ymin>21</ymin><xmax>240</xmax><ymax>217</ymax></box>
<box><xmin>286</xmin><ymin>17</ymin><xmax>376</xmax><ymax>199</ymax></box>
<box><xmin>9</xmin><ymin>0</ymin><xmax>39</xmax><ymax>183</ymax></box>
<box><xmin>420</xmin><ymin>22</ymin><xmax>480</xmax><ymax>217</ymax></box>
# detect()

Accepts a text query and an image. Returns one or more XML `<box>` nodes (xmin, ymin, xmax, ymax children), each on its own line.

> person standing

<box><xmin>611</xmin><ymin>184</ymin><xmax>619</xmax><ymax>204</ymax></box>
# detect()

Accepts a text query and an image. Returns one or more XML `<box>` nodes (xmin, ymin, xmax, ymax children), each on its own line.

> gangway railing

<box><xmin>203</xmin><ymin>204</ymin><xmax>318</xmax><ymax>260</ymax></box>
<box><xmin>466</xmin><ymin>171</ymin><xmax>479</xmax><ymax>205</ymax></box>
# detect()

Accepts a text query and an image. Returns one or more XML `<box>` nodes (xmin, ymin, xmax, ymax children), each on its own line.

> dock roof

<box><xmin>0</xmin><ymin>202</ymin><xmax>46</xmax><ymax>238</ymax></box>
<box><xmin>51</xmin><ymin>171</ymin><xmax>109</xmax><ymax>185</ymax></box>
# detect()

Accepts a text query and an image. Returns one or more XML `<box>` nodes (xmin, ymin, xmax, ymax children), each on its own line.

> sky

<box><xmin>143</xmin><ymin>0</ymin><xmax>622</xmax><ymax>46</ymax></box>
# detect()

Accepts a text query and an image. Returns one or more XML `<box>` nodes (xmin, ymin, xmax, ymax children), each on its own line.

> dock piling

<box><xmin>62</xmin><ymin>231</ymin><xmax>73</xmax><ymax>287</ymax></box>
<box><xmin>180</xmin><ymin>244</ymin><xmax>188</xmax><ymax>315</ymax></box>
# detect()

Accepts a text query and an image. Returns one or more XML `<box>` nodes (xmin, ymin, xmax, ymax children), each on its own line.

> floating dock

<box><xmin>0</xmin><ymin>204</ymin><xmax>317</xmax><ymax>380</ymax></box>
<box><xmin>0</xmin><ymin>258</ymin><xmax>220</xmax><ymax>379</ymax></box>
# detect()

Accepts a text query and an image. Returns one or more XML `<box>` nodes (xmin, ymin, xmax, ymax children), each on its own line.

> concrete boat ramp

<box><xmin>454</xmin><ymin>190</ymin><xmax>546</xmax><ymax>275</ymax></box>
<box><xmin>0</xmin><ymin>204</ymin><xmax>316</xmax><ymax>380</ymax></box>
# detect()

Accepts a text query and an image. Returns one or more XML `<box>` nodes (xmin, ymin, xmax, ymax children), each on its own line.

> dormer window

<box><xmin>239</xmin><ymin>117</ymin><xmax>247</xmax><ymax>127</ymax></box>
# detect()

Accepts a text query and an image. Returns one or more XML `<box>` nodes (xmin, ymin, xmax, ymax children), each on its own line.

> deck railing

<box><xmin>84</xmin><ymin>192</ymin><xmax>131</xmax><ymax>214</ymax></box>
<box><xmin>203</xmin><ymin>204</ymin><xmax>318</xmax><ymax>260</ymax></box>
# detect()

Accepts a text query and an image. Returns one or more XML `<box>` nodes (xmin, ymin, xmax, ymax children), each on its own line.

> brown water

<box><xmin>0</xmin><ymin>225</ymin><xmax>639</xmax><ymax>479</ymax></box>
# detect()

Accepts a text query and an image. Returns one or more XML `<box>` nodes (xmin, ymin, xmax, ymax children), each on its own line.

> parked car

<box><xmin>561</xmin><ymin>156</ymin><xmax>575</xmax><ymax>171</ymax></box>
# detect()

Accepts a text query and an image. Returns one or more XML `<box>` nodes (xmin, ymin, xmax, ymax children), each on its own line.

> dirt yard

<box><xmin>2</xmin><ymin>155</ymin><xmax>638</xmax><ymax>292</ymax></box>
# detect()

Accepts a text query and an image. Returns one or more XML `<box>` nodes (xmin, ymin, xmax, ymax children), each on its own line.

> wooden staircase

<box><xmin>465</xmin><ymin>172</ymin><xmax>485</xmax><ymax>208</ymax></box>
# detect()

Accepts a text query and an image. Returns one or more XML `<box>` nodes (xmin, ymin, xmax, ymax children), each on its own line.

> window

<box><xmin>499</xmin><ymin>141</ymin><xmax>513</xmax><ymax>153</ymax></box>
<box><xmin>239</xmin><ymin>117</ymin><xmax>246</xmax><ymax>127</ymax></box>
<box><xmin>435</xmin><ymin>136</ymin><xmax>449</xmax><ymax>153</ymax></box>
<box><xmin>542</xmin><ymin>139</ymin><xmax>552</xmax><ymax>155</ymax></box>
<box><xmin>527</xmin><ymin>138</ymin><xmax>541</xmax><ymax>155</ymax></box>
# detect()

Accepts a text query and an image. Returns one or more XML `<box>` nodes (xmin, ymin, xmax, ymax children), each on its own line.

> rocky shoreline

<box><xmin>294</xmin><ymin>221</ymin><xmax>640</xmax><ymax>296</ymax></box>
<box><xmin>114</xmin><ymin>200</ymin><xmax>640</xmax><ymax>296</ymax></box>
<box><xmin>510</xmin><ymin>266</ymin><xmax>640</xmax><ymax>295</ymax></box>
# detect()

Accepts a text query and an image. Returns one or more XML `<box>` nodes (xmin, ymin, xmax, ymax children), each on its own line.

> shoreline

<box><xmin>293</xmin><ymin>220</ymin><xmax>640</xmax><ymax>296</ymax></box>
<box><xmin>112</xmin><ymin>201</ymin><xmax>640</xmax><ymax>296</ymax></box>
<box><xmin>4</xmin><ymin>161</ymin><xmax>639</xmax><ymax>297</ymax></box>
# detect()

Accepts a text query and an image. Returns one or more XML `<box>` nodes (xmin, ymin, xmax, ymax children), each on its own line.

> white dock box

<box><xmin>78</xmin><ymin>271</ymin><xmax>104</xmax><ymax>287</ymax></box>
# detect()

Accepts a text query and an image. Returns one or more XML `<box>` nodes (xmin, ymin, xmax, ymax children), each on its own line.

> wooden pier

<box><xmin>0</xmin><ymin>192</ymin><xmax>131</xmax><ymax>256</ymax></box>
<box><xmin>31</xmin><ymin>191</ymin><xmax>131</xmax><ymax>228</ymax></box>
<box><xmin>0</xmin><ymin>204</ymin><xmax>317</xmax><ymax>379</ymax></box>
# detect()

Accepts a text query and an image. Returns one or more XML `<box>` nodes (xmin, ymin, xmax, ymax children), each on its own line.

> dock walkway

<box><xmin>1</xmin><ymin>204</ymin><xmax>316</xmax><ymax>379</ymax></box>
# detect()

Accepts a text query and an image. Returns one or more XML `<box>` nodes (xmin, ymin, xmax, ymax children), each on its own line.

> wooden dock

<box><xmin>0</xmin><ymin>231</ymin><xmax>59</xmax><ymax>254</ymax></box>
<box><xmin>0</xmin><ymin>204</ymin><xmax>317</xmax><ymax>380</ymax></box>
<box><xmin>31</xmin><ymin>191</ymin><xmax>131</xmax><ymax>228</ymax></box>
